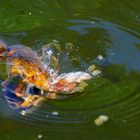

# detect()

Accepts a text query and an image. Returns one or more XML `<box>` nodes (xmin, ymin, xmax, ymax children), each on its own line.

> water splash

<box><xmin>0</xmin><ymin>40</ymin><xmax>99</xmax><ymax>115</ymax></box>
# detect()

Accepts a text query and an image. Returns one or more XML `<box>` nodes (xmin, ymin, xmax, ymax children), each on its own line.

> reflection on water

<box><xmin>0</xmin><ymin>0</ymin><xmax>140</xmax><ymax>140</ymax></box>
<box><xmin>67</xmin><ymin>17</ymin><xmax>140</xmax><ymax>71</ymax></box>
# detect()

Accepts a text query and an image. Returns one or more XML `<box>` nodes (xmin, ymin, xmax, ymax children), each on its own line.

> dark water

<box><xmin>0</xmin><ymin>0</ymin><xmax>140</xmax><ymax>139</ymax></box>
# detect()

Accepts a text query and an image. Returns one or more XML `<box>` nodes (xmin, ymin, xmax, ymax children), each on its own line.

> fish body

<box><xmin>4</xmin><ymin>44</ymin><xmax>50</xmax><ymax>91</ymax></box>
<box><xmin>5</xmin><ymin>44</ymin><xmax>92</xmax><ymax>93</ymax></box>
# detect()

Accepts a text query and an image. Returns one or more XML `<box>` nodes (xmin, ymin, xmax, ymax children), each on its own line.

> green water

<box><xmin>0</xmin><ymin>0</ymin><xmax>140</xmax><ymax>139</ymax></box>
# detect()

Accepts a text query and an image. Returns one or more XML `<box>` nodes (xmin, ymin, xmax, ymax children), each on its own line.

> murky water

<box><xmin>0</xmin><ymin>0</ymin><xmax>140</xmax><ymax>140</ymax></box>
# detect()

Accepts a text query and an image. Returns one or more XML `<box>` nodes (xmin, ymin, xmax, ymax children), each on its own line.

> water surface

<box><xmin>0</xmin><ymin>0</ymin><xmax>140</xmax><ymax>140</ymax></box>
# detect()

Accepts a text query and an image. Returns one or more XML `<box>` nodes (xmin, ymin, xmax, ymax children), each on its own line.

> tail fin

<box><xmin>50</xmin><ymin>71</ymin><xmax>92</xmax><ymax>93</ymax></box>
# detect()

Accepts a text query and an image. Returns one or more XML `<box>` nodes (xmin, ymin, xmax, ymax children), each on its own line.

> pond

<box><xmin>0</xmin><ymin>0</ymin><xmax>140</xmax><ymax>140</ymax></box>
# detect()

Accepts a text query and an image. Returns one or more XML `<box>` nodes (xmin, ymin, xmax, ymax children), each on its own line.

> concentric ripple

<box><xmin>0</xmin><ymin>17</ymin><xmax>140</xmax><ymax>131</ymax></box>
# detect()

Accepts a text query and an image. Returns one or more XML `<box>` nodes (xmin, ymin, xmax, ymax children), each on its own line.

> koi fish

<box><xmin>0</xmin><ymin>40</ymin><xmax>92</xmax><ymax>111</ymax></box>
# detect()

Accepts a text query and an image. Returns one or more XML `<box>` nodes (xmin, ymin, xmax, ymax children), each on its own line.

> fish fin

<box><xmin>51</xmin><ymin>71</ymin><xmax>91</xmax><ymax>93</ymax></box>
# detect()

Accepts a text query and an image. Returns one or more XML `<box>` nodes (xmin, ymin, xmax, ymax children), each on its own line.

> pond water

<box><xmin>0</xmin><ymin>0</ymin><xmax>140</xmax><ymax>140</ymax></box>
